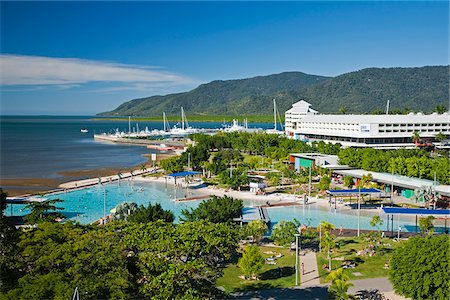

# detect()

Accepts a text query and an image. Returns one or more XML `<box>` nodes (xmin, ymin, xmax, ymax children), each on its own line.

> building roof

<box><xmin>298</xmin><ymin>113</ymin><xmax>449</xmax><ymax>124</ymax></box>
<box><xmin>167</xmin><ymin>171</ymin><xmax>202</xmax><ymax>177</ymax></box>
<box><xmin>286</xmin><ymin>100</ymin><xmax>319</xmax><ymax>114</ymax></box>
<box><xmin>333</xmin><ymin>169</ymin><xmax>450</xmax><ymax>196</ymax></box>
<box><xmin>382</xmin><ymin>207</ymin><xmax>450</xmax><ymax>216</ymax></box>
<box><xmin>327</xmin><ymin>188</ymin><xmax>382</xmax><ymax>196</ymax></box>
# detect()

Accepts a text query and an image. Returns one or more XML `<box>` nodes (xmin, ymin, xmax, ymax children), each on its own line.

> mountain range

<box><xmin>99</xmin><ymin>66</ymin><xmax>449</xmax><ymax>116</ymax></box>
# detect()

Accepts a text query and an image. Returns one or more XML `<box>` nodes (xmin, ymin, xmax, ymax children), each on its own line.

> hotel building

<box><xmin>285</xmin><ymin>100</ymin><xmax>450</xmax><ymax>148</ymax></box>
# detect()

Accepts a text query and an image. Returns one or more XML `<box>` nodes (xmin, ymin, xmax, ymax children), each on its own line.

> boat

<box><xmin>80</xmin><ymin>129</ymin><xmax>88</xmax><ymax>133</ymax></box>
<box><xmin>265</xmin><ymin>99</ymin><xmax>285</xmax><ymax>135</ymax></box>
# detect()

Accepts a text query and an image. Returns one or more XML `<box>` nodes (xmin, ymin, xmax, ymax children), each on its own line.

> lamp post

<box><xmin>294</xmin><ymin>233</ymin><xmax>300</xmax><ymax>286</ymax></box>
<box><xmin>103</xmin><ymin>189</ymin><xmax>106</xmax><ymax>219</ymax></box>
<box><xmin>357</xmin><ymin>185</ymin><xmax>361</xmax><ymax>237</ymax></box>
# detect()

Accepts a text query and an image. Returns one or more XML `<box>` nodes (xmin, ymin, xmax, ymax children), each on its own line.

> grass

<box><xmin>316</xmin><ymin>237</ymin><xmax>400</xmax><ymax>283</ymax></box>
<box><xmin>94</xmin><ymin>115</ymin><xmax>280</xmax><ymax>123</ymax></box>
<box><xmin>216</xmin><ymin>245</ymin><xmax>298</xmax><ymax>293</ymax></box>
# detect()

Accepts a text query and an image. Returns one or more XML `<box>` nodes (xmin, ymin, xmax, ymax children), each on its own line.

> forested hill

<box><xmin>99</xmin><ymin>66</ymin><xmax>449</xmax><ymax>116</ymax></box>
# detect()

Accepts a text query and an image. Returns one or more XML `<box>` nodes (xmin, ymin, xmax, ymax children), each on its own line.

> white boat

<box><xmin>80</xmin><ymin>129</ymin><xmax>88</xmax><ymax>133</ymax></box>
<box><xmin>265</xmin><ymin>99</ymin><xmax>285</xmax><ymax>135</ymax></box>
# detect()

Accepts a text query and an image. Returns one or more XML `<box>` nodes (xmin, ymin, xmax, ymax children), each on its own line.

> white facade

<box><xmin>285</xmin><ymin>100</ymin><xmax>450</xmax><ymax>148</ymax></box>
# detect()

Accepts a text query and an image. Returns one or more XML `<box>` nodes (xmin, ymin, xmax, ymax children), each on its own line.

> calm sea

<box><xmin>0</xmin><ymin>116</ymin><xmax>272</xmax><ymax>179</ymax></box>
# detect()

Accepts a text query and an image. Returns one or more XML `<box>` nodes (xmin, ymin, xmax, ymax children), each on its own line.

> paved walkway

<box><xmin>300</xmin><ymin>250</ymin><xmax>321</xmax><ymax>287</ymax></box>
<box><xmin>348</xmin><ymin>278</ymin><xmax>409</xmax><ymax>300</ymax></box>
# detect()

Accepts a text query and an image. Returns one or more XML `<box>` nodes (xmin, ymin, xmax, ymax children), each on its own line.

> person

<box><xmin>339</xmin><ymin>225</ymin><xmax>343</xmax><ymax>236</ymax></box>
<box><xmin>301</xmin><ymin>262</ymin><xmax>305</xmax><ymax>275</ymax></box>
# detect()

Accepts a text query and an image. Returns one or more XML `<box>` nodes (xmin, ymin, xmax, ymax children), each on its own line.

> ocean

<box><xmin>0</xmin><ymin>116</ymin><xmax>272</xmax><ymax>180</ymax></box>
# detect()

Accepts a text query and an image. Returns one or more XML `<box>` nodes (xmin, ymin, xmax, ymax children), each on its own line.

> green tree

<box><xmin>244</xmin><ymin>220</ymin><xmax>268</xmax><ymax>244</ymax></box>
<box><xmin>181</xmin><ymin>195</ymin><xmax>243</xmax><ymax>223</ymax></box>
<box><xmin>343</xmin><ymin>176</ymin><xmax>354</xmax><ymax>188</ymax></box>
<box><xmin>326</xmin><ymin>268</ymin><xmax>353</xmax><ymax>299</ymax></box>
<box><xmin>412</xmin><ymin>131</ymin><xmax>421</xmax><ymax>144</ymax></box>
<box><xmin>270</xmin><ymin>219</ymin><xmax>300</xmax><ymax>246</ymax></box>
<box><xmin>160</xmin><ymin>156</ymin><xmax>184</xmax><ymax>173</ymax></box>
<box><xmin>435</xmin><ymin>132</ymin><xmax>446</xmax><ymax>142</ymax></box>
<box><xmin>369</xmin><ymin>215</ymin><xmax>383</xmax><ymax>230</ymax></box>
<box><xmin>0</xmin><ymin>188</ymin><xmax>7</xmax><ymax>216</ymax></box>
<box><xmin>433</xmin><ymin>104</ymin><xmax>448</xmax><ymax>114</ymax></box>
<box><xmin>418</xmin><ymin>216</ymin><xmax>435</xmax><ymax>235</ymax></box>
<box><xmin>23</xmin><ymin>198</ymin><xmax>65</xmax><ymax>224</ymax></box>
<box><xmin>238</xmin><ymin>245</ymin><xmax>265</xmax><ymax>280</ymax></box>
<box><xmin>389</xmin><ymin>235</ymin><xmax>450</xmax><ymax>299</ymax></box>
<box><xmin>338</xmin><ymin>106</ymin><xmax>347</xmax><ymax>114</ymax></box>
<box><xmin>127</xmin><ymin>203</ymin><xmax>174</xmax><ymax>223</ymax></box>
<box><xmin>318</xmin><ymin>175</ymin><xmax>331</xmax><ymax>191</ymax></box>
<box><xmin>321</xmin><ymin>232</ymin><xmax>337</xmax><ymax>271</ymax></box>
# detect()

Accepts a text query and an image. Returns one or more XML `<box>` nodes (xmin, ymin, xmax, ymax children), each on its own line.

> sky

<box><xmin>0</xmin><ymin>1</ymin><xmax>448</xmax><ymax>115</ymax></box>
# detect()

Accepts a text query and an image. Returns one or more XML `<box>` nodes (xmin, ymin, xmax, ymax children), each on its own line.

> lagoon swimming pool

<box><xmin>9</xmin><ymin>181</ymin><xmax>419</xmax><ymax>231</ymax></box>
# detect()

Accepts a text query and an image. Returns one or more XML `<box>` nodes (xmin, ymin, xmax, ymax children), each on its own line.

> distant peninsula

<box><xmin>98</xmin><ymin>66</ymin><xmax>449</xmax><ymax>117</ymax></box>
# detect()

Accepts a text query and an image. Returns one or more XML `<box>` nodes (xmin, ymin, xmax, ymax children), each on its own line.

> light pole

<box><xmin>103</xmin><ymin>189</ymin><xmax>106</xmax><ymax>219</ymax></box>
<box><xmin>357</xmin><ymin>185</ymin><xmax>361</xmax><ymax>237</ymax></box>
<box><xmin>294</xmin><ymin>233</ymin><xmax>300</xmax><ymax>286</ymax></box>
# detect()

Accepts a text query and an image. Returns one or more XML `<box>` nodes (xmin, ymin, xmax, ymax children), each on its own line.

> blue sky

<box><xmin>1</xmin><ymin>1</ymin><xmax>448</xmax><ymax>115</ymax></box>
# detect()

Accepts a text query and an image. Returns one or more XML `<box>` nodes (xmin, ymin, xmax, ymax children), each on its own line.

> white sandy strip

<box><xmin>58</xmin><ymin>168</ymin><xmax>159</xmax><ymax>189</ymax></box>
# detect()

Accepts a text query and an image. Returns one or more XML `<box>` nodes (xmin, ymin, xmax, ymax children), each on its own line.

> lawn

<box><xmin>316</xmin><ymin>237</ymin><xmax>401</xmax><ymax>283</ymax></box>
<box><xmin>216</xmin><ymin>245</ymin><xmax>299</xmax><ymax>293</ymax></box>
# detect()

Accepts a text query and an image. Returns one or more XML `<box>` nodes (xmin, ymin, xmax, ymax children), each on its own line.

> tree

<box><xmin>321</xmin><ymin>232</ymin><xmax>336</xmax><ymax>271</ymax></box>
<box><xmin>0</xmin><ymin>188</ymin><xmax>7</xmax><ymax>217</ymax></box>
<box><xmin>127</xmin><ymin>203</ymin><xmax>174</xmax><ymax>223</ymax></box>
<box><xmin>338</xmin><ymin>106</ymin><xmax>347</xmax><ymax>114</ymax></box>
<box><xmin>412</xmin><ymin>131</ymin><xmax>421</xmax><ymax>144</ymax></box>
<box><xmin>418</xmin><ymin>216</ymin><xmax>435</xmax><ymax>235</ymax></box>
<box><xmin>244</xmin><ymin>220</ymin><xmax>268</xmax><ymax>244</ymax></box>
<box><xmin>435</xmin><ymin>132</ymin><xmax>446</xmax><ymax>143</ymax></box>
<box><xmin>343</xmin><ymin>176</ymin><xmax>354</xmax><ymax>188</ymax></box>
<box><xmin>238</xmin><ymin>245</ymin><xmax>265</xmax><ymax>280</ymax></box>
<box><xmin>433</xmin><ymin>104</ymin><xmax>448</xmax><ymax>114</ymax></box>
<box><xmin>112</xmin><ymin>201</ymin><xmax>138</xmax><ymax>221</ymax></box>
<box><xmin>23</xmin><ymin>199</ymin><xmax>65</xmax><ymax>224</ymax></box>
<box><xmin>326</xmin><ymin>268</ymin><xmax>353</xmax><ymax>300</ymax></box>
<box><xmin>159</xmin><ymin>156</ymin><xmax>184</xmax><ymax>173</ymax></box>
<box><xmin>318</xmin><ymin>175</ymin><xmax>331</xmax><ymax>191</ymax></box>
<box><xmin>181</xmin><ymin>195</ymin><xmax>243</xmax><ymax>223</ymax></box>
<box><xmin>370</xmin><ymin>215</ymin><xmax>383</xmax><ymax>230</ymax></box>
<box><xmin>270</xmin><ymin>219</ymin><xmax>300</xmax><ymax>246</ymax></box>
<box><xmin>140</xmin><ymin>164</ymin><xmax>147</xmax><ymax>172</ymax></box>
<box><xmin>389</xmin><ymin>235</ymin><xmax>450</xmax><ymax>299</ymax></box>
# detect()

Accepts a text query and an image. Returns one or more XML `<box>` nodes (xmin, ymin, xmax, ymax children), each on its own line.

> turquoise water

<box><xmin>8</xmin><ymin>181</ymin><xmax>203</xmax><ymax>223</ymax></box>
<box><xmin>8</xmin><ymin>181</ymin><xmax>420</xmax><ymax>231</ymax></box>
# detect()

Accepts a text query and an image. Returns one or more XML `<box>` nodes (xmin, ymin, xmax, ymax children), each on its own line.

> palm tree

<box><xmin>140</xmin><ymin>164</ymin><xmax>147</xmax><ymax>173</ymax></box>
<box><xmin>412</xmin><ymin>131</ymin><xmax>421</xmax><ymax>145</ymax></box>
<box><xmin>433</xmin><ymin>104</ymin><xmax>448</xmax><ymax>114</ymax></box>
<box><xmin>326</xmin><ymin>268</ymin><xmax>353</xmax><ymax>300</ymax></box>
<box><xmin>321</xmin><ymin>232</ymin><xmax>336</xmax><ymax>271</ymax></box>
<box><xmin>339</xmin><ymin>106</ymin><xmax>347</xmax><ymax>115</ymax></box>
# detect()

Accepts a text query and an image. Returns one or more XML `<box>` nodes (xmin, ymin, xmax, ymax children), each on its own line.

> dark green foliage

<box><xmin>338</xmin><ymin>148</ymin><xmax>450</xmax><ymax>184</ymax></box>
<box><xmin>0</xmin><ymin>215</ymin><xmax>21</xmax><ymax>292</ymax></box>
<box><xmin>181</xmin><ymin>195</ymin><xmax>243</xmax><ymax>223</ymax></box>
<box><xmin>389</xmin><ymin>236</ymin><xmax>450</xmax><ymax>299</ymax></box>
<box><xmin>270</xmin><ymin>219</ymin><xmax>300</xmax><ymax>246</ymax></box>
<box><xmin>318</xmin><ymin>175</ymin><xmax>331</xmax><ymax>191</ymax></box>
<box><xmin>159</xmin><ymin>155</ymin><xmax>184</xmax><ymax>173</ymax></box>
<box><xmin>238</xmin><ymin>245</ymin><xmax>265</xmax><ymax>278</ymax></box>
<box><xmin>99</xmin><ymin>66</ymin><xmax>448</xmax><ymax>116</ymax></box>
<box><xmin>2</xmin><ymin>221</ymin><xmax>239</xmax><ymax>299</ymax></box>
<box><xmin>23</xmin><ymin>198</ymin><xmax>65</xmax><ymax>224</ymax></box>
<box><xmin>0</xmin><ymin>188</ymin><xmax>7</xmax><ymax>216</ymax></box>
<box><xmin>99</xmin><ymin>71</ymin><xmax>329</xmax><ymax>116</ymax></box>
<box><xmin>128</xmin><ymin>203</ymin><xmax>174</xmax><ymax>223</ymax></box>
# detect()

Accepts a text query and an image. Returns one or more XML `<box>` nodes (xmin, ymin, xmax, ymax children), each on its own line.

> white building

<box><xmin>285</xmin><ymin>100</ymin><xmax>450</xmax><ymax>148</ymax></box>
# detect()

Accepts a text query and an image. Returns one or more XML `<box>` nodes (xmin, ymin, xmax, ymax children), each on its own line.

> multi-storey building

<box><xmin>285</xmin><ymin>100</ymin><xmax>450</xmax><ymax>148</ymax></box>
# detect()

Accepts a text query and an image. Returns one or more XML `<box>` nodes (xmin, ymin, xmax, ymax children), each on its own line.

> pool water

<box><xmin>8</xmin><ymin>181</ymin><xmax>424</xmax><ymax>232</ymax></box>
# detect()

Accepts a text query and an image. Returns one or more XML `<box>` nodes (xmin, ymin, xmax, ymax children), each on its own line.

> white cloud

<box><xmin>0</xmin><ymin>54</ymin><xmax>195</xmax><ymax>88</ymax></box>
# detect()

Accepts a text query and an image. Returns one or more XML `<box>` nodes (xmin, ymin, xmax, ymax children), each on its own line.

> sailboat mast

<box><xmin>163</xmin><ymin>112</ymin><xmax>166</xmax><ymax>132</ymax></box>
<box><xmin>128</xmin><ymin>116</ymin><xmax>131</xmax><ymax>134</ymax></box>
<box><xmin>273</xmin><ymin>99</ymin><xmax>277</xmax><ymax>130</ymax></box>
<box><xmin>181</xmin><ymin>107</ymin><xmax>185</xmax><ymax>130</ymax></box>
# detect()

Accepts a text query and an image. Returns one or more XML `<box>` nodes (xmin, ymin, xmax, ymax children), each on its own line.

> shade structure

<box><xmin>167</xmin><ymin>171</ymin><xmax>202</xmax><ymax>177</ymax></box>
<box><xmin>326</xmin><ymin>188</ymin><xmax>382</xmax><ymax>196</ymax></box>
<box><xmin>382</xmin><ymin>207</ymin><xmax>450</xmax><ymax>216</ymax></box>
